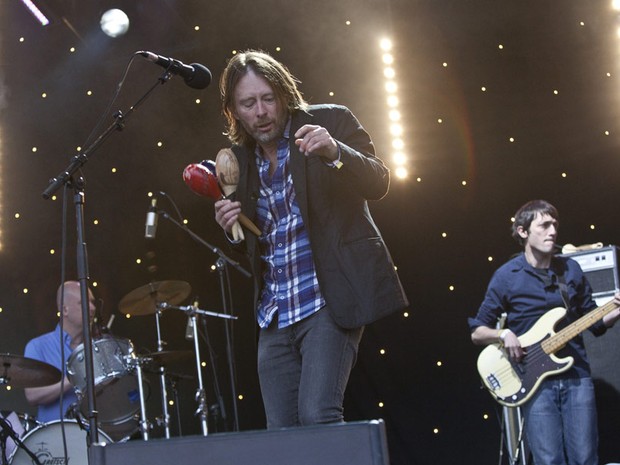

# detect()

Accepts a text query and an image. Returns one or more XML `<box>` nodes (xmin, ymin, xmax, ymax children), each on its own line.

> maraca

<box><xmin>183</xmin><ymin>158</ymin><xmax>261</xmax><ymax>240</ymax></box>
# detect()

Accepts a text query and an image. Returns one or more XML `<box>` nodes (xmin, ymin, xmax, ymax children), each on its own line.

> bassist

<box><xmin>468</xmin><ymin>199</ymin><xmax>620</xmax><ymax>465</ymax></box>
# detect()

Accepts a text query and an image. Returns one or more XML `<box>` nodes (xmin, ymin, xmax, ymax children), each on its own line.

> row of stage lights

<box><xmin>380</xmin><ymin>39</ymin><xmax>408</xmax><ymax>180</ymax></box>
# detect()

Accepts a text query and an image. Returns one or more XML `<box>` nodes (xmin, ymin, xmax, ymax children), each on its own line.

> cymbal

<box><xmin>143</xmin><ymin>350</ymin><xmax>194</xmax><ymax>367</ymax></box>
<box><xmin>119</xmin><ymin>280</ymin><xmax>191</xmax><ymax>316</ymax></box>
<box><xmin>0</xmin><ymin>353</ymin><xmax>62</xmax><ymax>388</ymax></box>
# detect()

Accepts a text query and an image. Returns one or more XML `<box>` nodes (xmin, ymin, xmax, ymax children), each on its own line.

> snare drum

<box><xmin>66</xmin><ymin>336</ymin><xmax>142</xmax><ymax>425</ymax></box>
<box><xmin>9</xmin><ymin>420</ymin><xmax>110</xmax><ymax>465</ymax></box>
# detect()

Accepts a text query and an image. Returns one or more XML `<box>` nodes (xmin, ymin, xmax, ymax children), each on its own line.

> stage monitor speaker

<box><xmin>90</xmin><ymin>420</ymin><xmax>390</xmax><ymax>465</ymax></box>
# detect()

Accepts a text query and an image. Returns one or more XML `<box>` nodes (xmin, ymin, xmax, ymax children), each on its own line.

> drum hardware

<box><xmin>0</xmin><ymin>353</ymin><xmax>61</xmax><ymax>388</ymax></box>
<box><xmin>118</xmin><ymin>281</ymin><xmax>191</xmax><ymax>317</ymax></box>
<box><xmin>156</xmin><ymin>306</ymin><xmax>172</xmax><ymax>439</ymax></box>
<box><xmin>123</xmin><ymin>355</ymin><xmax>151</xmax><ymax>441</ymax></box>
<box><xmin>128</xmin><ymin>350</ymin><xmax>194</xmax><ymax>440</ymax></box>
<box><xmin>165</xmin><ymin>372</ymin><xmax>194</xmax><ymax>436</ymax></box>
<box><xmin>142</xmin><ymin>193</ymin><xmax>248</xmax><ymax>433</ymax></box>
<box><xmin>157</xmin><ymin>301</ymin><xmax>238</xmax><ymax>437</ymax></box>
<box><xmin>119</xmin><ymin>280</ymin><xmax>191</xmax><ymax>440</ymax></box>
<box><xmin>146</xmin><ymin>350</ymin><xmax>194</xmax><ymax>367</ymax></box>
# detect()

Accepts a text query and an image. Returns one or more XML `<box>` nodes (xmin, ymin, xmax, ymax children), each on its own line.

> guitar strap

<box><xmin>555</xmin><ymin>266</ymin><xmax>571</xmax><ymax>309</ymax></box>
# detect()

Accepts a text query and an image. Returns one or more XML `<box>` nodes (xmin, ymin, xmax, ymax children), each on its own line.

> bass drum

<box><xmin>9</xmin><ymin>420</ymin><xmax>110</xmax><ymax>465</ymax></box>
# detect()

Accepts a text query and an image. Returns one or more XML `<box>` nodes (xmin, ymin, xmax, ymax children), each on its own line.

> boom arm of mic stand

<box><xmin>158</xmin><ymin>210</ymin><xmax>251</xmax><ymax>278</ymax></box>
<box><xmin>41</xmin><ymin>71</ymin><xmax>173</xmax><ymax>200</ymax></box>
<box><xmin>39</xmin><ymin>69</ymin><xmax>175</xmax><ymax>448</ymax></box>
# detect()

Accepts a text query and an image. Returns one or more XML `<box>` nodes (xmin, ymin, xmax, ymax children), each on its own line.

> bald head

<box><xmin>57</xmin><ymin>280</ymin><xmax>81</xmax><ymax>311</ymax></box>
<box><xmin>56</xmin><ymin>281</ymin><xmax>96</xmax><ymax>338</ymax></box>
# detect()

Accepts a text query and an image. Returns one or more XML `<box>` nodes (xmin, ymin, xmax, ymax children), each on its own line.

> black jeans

<box><xmin>257</xmin><ymin>307</ymin><xmax>364</xmax><ymax>428</ymax></box>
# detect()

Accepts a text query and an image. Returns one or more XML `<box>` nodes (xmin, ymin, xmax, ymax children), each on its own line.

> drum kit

<box><xmin>0</xmin><ymin>280</ymin><xmax>237</xmax><ymax>465</ymax></box>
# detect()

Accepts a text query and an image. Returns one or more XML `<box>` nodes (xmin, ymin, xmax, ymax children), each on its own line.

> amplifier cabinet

<box><xmin>560</xmin><ymin>246</ymin><xmax>620</xmax><ymax>462</ymax></box>
<box><xmin>560</xmin><ymin>246</ymin><xmax>619</xmax><ymax>305</ymax></box>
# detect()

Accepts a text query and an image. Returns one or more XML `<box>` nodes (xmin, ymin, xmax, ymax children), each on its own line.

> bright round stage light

<box><xmin>100</xmin><ymin>9</ymin><xmax>130</xmax><ymax>38</ymax></box>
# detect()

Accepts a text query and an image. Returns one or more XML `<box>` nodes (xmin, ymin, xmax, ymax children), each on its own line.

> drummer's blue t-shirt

<box><xmin>24</xmin><ymin>325</ymin><xmax>79</xmax><ymax>423</ymax></box>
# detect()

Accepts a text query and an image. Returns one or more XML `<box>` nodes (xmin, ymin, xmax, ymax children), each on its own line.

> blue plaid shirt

<box><xmin>254</xmin><ymin>122</ymin><xmax>325</xmax><ymax>329</ymax></box>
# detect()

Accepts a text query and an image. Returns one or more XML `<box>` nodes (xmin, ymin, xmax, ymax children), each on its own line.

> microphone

<box><xmin>185</xmin><ymin>299</ymin><xmax>199</xmax><ymax>340</ymax></box>
<box><xmin>145</xmin><ymin>197</ymin><xmax>159</xmax><ymax>239</ymax></box>
<box><xmin>185</xmin><ymin>317</ymin><xmax>194</xmax><ymax>341</ymax></box>
<box><xmin>138</xmin><ymin>51</ymin><xmax>212</xmax><ymax>89</ymax></box>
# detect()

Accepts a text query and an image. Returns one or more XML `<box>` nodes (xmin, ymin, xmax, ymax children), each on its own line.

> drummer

<box><xmin>23</xmin><ymin>280</ymin><xmax>96</xmax><ymax>422</ymax></box>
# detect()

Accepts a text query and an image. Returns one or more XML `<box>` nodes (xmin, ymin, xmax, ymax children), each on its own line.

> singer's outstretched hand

<box><xmin>294</xmin><ymin>124</ymin><xmax>338</xmax><ymax>161</ymax></box>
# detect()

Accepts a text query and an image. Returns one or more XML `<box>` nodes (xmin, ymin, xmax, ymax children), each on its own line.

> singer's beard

<box><xmin>247</xmin><ymin>113</ymin><xmax>288</xmax><ymax>147</ymax></box>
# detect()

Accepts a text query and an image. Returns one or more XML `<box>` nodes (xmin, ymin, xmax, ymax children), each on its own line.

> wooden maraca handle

<box><xmin>216</xmin><ymin>148</ymin><xmax>262</xmax><ymax>237</ymax></box>
<box><xmin>231</xmin><ymin>220</ymin><xmax>244</xmax><ymax>241</ymax></box>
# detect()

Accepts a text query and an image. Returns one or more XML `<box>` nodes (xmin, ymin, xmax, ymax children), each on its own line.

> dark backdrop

<box><xmin>1</xmin><ymin>1</ymin><xmax>619</xmax><ymax>464</ymax></box>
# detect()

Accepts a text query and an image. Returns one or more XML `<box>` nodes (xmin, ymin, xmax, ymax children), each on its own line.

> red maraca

<box><xmin>183</xmin><ymin>160</ymin><xmax>221</xmax><ymax>199</ymax></box>
<box><xmin>183</xmin><ymin>159</ymin><xmax>261</xmax><ymax>240</ymax></box>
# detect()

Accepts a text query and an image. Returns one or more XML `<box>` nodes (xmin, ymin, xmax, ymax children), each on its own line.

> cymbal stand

<box><xmin>126</xmin><ymin>355</ymin><xmax>150</xmax><ymax>441</ymax></box>
<box><xmin>158</xmin><ymin>302</ymin><xmax>237</xmax><ymax>437</ymax></box>
<box><xmin>166</xmin><ymin>373</ymin><xmax>186</xmax><ymax>436</ymax></box>
<box><xmin>154</xmin><ymin>306</ymin><xmax>171</xmax><ymax>439</ymax></box>
<box><xmin>188</xmin><ymin>307</ymin><xmax>207</xmax><ymax>436</ymax></box>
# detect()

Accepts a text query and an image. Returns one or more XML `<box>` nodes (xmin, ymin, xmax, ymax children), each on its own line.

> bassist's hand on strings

<box><xmin>500</xmin><ymin>329</ymin><xmax>525</xmax><ymax>362</ymax></box>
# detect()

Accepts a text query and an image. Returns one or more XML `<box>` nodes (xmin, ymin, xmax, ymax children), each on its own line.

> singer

<box><xmin>214</xmin><ymin>50</ymin><xmax>409</xmax><ymax>428</ymax></box>
<box><xmin>23</xmin><ymin>281</ymin><xmax>96</xmax><ymax>422</ymax></box>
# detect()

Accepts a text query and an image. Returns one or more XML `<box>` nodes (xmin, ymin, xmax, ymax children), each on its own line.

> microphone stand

<box><xmin>41</xmin><ymin>69</ymin><xmax>178</xmax><ymax>450</ymax></box>
<box><xmin>156</xmin><ymin>208</ymin><xmax>248</xmax><ymax>432</ymax></box>
<box><xmin>213</xmin><ymin>258</ymin><xmax>240</xmax><ymax>431</ymax></box>
<box><xmin>158</xmin><ymin>209</ymin><xmax>251</xmax><ymax>278</ymax></box>
<box><xmin>0</xmin><ymin>416</ymin><xmax>42</xmax><ymax>465</ymax></box>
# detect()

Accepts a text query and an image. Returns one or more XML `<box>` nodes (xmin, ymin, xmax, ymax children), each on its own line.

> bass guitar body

<box><xmin>477</xmin><ymin>307</ymin><xmax>574</xmax><ymax>407</ymax></box>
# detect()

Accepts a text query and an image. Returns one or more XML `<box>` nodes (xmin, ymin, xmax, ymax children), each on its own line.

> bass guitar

<box><xmin>477</xmin><ymin>298</ymin><xmax>617</xmax><ymax>407</ymax></box>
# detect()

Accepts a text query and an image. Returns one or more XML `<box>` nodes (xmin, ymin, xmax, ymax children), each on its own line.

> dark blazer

<box><xmin>231</xmin><ymin>104</ymin><xmax>409</xmax><ymax>329</ymax></box>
